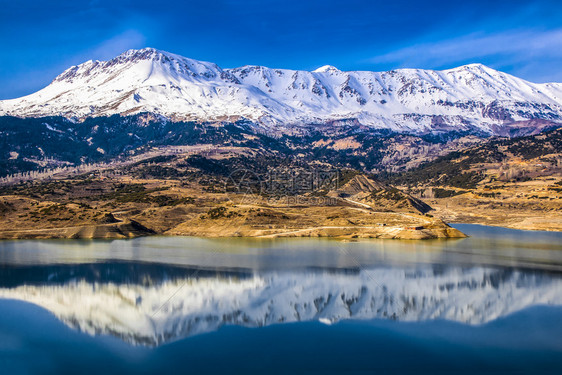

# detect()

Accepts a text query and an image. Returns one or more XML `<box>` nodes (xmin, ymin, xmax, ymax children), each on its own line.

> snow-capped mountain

<box><xmin>1</xmin><ymin>266</ymin><xmax>561</xmax><ymax>346</ymax></box>
<box><xmin>1</xmin><ymin>47</ymin><xmax>562</xmax><ymax>134</ymax></box>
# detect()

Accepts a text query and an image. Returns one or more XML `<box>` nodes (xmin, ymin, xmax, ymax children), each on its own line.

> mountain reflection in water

<box><xmin>0</xmin><ymin>224</ymin><xmax>561</xmax><ymax>346</ymax></box>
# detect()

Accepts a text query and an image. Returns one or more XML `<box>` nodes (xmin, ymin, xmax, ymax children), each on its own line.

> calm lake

<box><xmin>1</xmin><ymin>224</ymin><xmax>561</xmax><ymax>374</ymax></box>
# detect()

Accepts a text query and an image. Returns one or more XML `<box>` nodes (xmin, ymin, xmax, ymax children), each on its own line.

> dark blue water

<box><xmin>0</xmin><ymin>224</ymin><xmax>561</xmax><ymax>374</ymax></box>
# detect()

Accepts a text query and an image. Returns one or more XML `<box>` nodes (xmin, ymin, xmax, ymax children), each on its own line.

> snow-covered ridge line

<box><xmin>0</xmin><ymin>266</ymin><xmax>561</xmax><ymax>346</ymax></box>
<box><xmin>1</xmin><ymin>47</ymin><xmax>562</xmax><ymax>134</ymax></box>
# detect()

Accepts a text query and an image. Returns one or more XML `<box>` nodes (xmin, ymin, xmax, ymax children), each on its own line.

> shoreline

<box><xmin>0</xmin><ymin>220</ymin><xmax>467</xmax><ymax>240</ymax></box>
<box><xmin>2</xmin><ymin>214</ymin><xmax>562</xmax><ymax>241</ymax></box>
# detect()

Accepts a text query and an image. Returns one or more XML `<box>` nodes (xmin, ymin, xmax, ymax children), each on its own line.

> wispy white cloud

<box><xmin>367</xmin><ymin>28</ymin><xmax>562</xmax><ymax>83</ymax></box>
<box><xmin>71</xmin><ymin>29</ymin><xmax>147</xmax><ymax>62</ymax></box>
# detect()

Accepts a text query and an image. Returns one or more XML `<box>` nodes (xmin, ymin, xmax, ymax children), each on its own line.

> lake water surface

<box><xmin>1</xmin><ymin>224</ymin><xmax>561</xmax><ymax>374</ymax></box>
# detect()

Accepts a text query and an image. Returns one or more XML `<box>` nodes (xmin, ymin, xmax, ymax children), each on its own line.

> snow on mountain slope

<box><xmin>0</xmin><ymin>49</ymin><xmax>296</xmax><ymax>126</ymax></box>
<box><xmin>1</xmin><ymin>266</ymin><xmax>561</xmax><ymax>346</ymax></box>
<box><xmin>1</xmin><ymin>48</ymin><xmax>562</xmax><ymax>134</ymax></box>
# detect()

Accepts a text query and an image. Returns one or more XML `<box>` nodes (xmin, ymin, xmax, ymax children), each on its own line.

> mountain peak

<box><xmin>313</xmin><ymin>65</ymin><xmax>341</xmax><ymax>74</ymax></box>
<box><xmin>113</xmin><ymin>47</ymin><xmax>181</xmax><ymax>65</ymax></box>
<box><xmin>451</xmin><ymin>63</ymin><xmax>494</xmax><ymax>73</ymax></box>
<box><xmin>122</xmin><ymin>47</ymin><xmax>161</xmax><ymax>56</ymax></box>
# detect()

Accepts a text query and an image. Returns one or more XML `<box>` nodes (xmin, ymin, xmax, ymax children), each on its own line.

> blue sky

<box><xmin>1</xmin><ymin>0</ymin><xmax>561</xmax><ymax>99</ymax></box>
